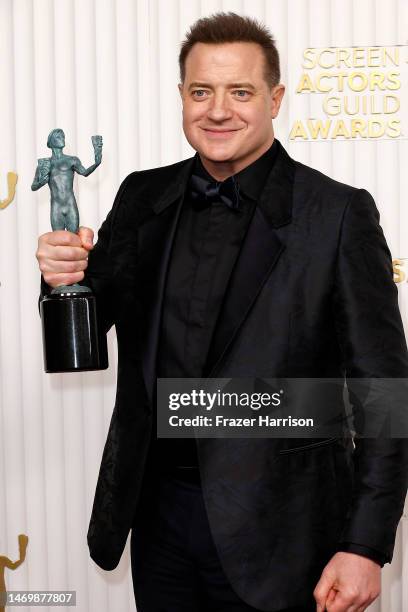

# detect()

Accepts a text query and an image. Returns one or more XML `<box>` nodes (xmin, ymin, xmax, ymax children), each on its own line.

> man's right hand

<box><xmin>36</xmin><ymin>226</ymin><xmax>94</xmax><ymax>288</ymax></box>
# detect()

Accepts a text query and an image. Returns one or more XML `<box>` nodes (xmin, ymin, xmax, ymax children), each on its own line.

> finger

<box><xmin>36</xmin><ymin>244</ymin><xmax>89</xmax><ymax>263</ymax></box>
<box><xmin>314</xmin><ymin>574</ymin><xmax>333</xmax><ymax>611</ymax></box>
<box><xmin>41</xmin><ymin>230</ymin><xmax>83</xmax><ymax>247</ymax></box>
<box><xmin>353</xmin><ymin>598</ymin><xmax>376</xmax><ymax>612</ymax></box>
<box><xmin>343</xmin><ymin>605</ymin><xmax>366</xmax><ymax>612</ymax></box>
<box><xmin>326</xmin><ymin>588</ymin><xmax>337</xmax><ymax>605</ymax></box>
<box><xmin>326</xmin><ymin>592</ymin><xmax>359</xmax><ymax>612</ymax></box>
<box><xmin>50</xmin><ymin>245</ymin><xmax>89</xmax><ymax>261</ymax></box>
<box><xmin>40</xmin><ymin>259</ymin><xmax>88</xmax><ymax>275</ymax></box>
<box><xmin>78</xmin><ymin>226</ymin><xmax>94</xmax><ymax>249</ymax></box>
<box><xmin>44</xmin><ymin>271</ymin><xmax>85</xmax><ymax>288</ymax></box>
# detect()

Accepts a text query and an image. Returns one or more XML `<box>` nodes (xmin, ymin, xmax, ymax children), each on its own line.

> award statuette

<box><xmin>32</xmin><ymin>128</ymin><xmax>108</xmax><ymax>372</ymax></box>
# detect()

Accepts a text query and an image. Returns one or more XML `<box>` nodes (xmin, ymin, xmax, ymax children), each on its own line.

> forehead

<box><xmin>184</xmin><ymin>42</ymin><xmax>266</xmax><ymax>83</ymax></box>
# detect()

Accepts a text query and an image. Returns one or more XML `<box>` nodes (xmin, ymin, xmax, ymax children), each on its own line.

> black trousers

<box><xmin>130</xmin><ymin>466</ymin><xmax>316</xmax><ymax>612</ymax></box>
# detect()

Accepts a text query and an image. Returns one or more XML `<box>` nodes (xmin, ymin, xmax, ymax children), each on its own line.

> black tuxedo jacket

<box><xmin>84</xmin><ymin>140</ymin><xmax>408</xmax><ymax>610</ymax></box>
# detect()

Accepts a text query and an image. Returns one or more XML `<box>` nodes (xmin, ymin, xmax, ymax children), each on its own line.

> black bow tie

<box><xmin>189</xmin><ymin>173</ymin><xmax>241</xmax><ymax>210</ymax></box>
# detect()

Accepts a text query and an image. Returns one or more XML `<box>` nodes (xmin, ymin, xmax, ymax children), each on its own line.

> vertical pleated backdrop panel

<box><xmin>0</xmin><ymin>1</ymin><xmax>406</xmax><ymax>610</ymax></box>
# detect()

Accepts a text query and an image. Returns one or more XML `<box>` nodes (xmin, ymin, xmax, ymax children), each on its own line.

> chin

<box><xmin>196</xmin><ymin>144</ymin><xmax>238</xmax><ymax>163</ymax></box>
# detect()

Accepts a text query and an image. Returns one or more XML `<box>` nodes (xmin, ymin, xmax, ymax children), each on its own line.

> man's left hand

<box><xmin>313</xmin><ymin>551</ymin><xmax>381</xmax><ymax>611</ymax></box>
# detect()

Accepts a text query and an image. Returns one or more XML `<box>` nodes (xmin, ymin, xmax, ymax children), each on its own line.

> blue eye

<box><xmin>192</xmin><ymin>90</ymin><xmax>207</xmax><ymax>98</ymax></box>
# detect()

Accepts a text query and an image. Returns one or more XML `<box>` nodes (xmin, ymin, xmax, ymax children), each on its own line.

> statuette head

<box><xmin>47</xmin><ymin>128</ymin><xmax>65</xmax><ymax>149</ymax></box>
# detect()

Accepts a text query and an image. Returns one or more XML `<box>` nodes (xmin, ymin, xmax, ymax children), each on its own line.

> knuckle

<box><xmin>58</xmin><ymin>231</ymin><xmax>71</xmax><ymax>243</ymax></box>
<box><xmin>345</xmin><ymin>586</ymin><xmax>359</xmax><ymax>601</ymax></box>
<box><xmin>313</xmin><ymin>587</ymin><xmax>323</xmax><ymax>600</ymax></box>
<box><xmin>59</xmin><ymin>231</ymin><xmax>78</xmax><ymax>246</ymax></box>
<box><xmin>66</xmin><ymin>261</ymin><xmax>78</xmax><ymax>273</ymax></box>
<box><xmin>67</xmin><ymin>247</ymin><xmax>81</xmax><ymax>261</ymax></box>
<box><xmin>63</xmin><ymin>247</ymin><xmax>73</xmax><ymax>260</ymax></box>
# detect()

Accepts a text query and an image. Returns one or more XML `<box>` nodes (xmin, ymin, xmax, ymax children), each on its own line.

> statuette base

<box><xmin>40</xmin><ymin>292</ymin><xmax>108</xmax><ymax>372</ymax></box>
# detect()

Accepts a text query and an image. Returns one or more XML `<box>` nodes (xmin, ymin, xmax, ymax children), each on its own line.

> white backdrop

<box><xmin>0</xmin><ymin>1</ymin><xmax>407</xmax><ymax>611</ymax></box>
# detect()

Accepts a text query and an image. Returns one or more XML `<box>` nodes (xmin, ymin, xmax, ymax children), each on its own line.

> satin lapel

<box><xmin>203</xmin><ymin>143</ymin><xmax>296</xmax><ymax>378</ymax></box>
<box><xmin>203</xmin><ymin>208</ymin><xmax>284</xmax><ymax>377</ymax></box>
<box><xmin>139</xmin><ymin>156</ymin><xmax>195</xmax><ymax>406</ymax></box>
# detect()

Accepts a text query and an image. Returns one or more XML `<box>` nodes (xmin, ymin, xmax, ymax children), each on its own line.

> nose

<box><xmin>206</xmin><ymin>91</ymin><xmax>233</xmax><ymax>122</ymax></box>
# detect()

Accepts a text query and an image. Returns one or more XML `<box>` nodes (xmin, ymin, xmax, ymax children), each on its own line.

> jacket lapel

<box><xmin>203</xmin><ymin>143</ymin><xmax>295</xmax><ymax>377</ymax></box>
<box><xmin>139</xmin><ymin>157</ymin><xmax>195</xmax><ymax>406</ymax></box>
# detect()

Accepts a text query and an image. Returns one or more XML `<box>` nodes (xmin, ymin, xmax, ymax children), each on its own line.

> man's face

<box><xmin>178</xmin><ymin>42</ymin><xmax>285</xmax><ymax>176</ymax></box>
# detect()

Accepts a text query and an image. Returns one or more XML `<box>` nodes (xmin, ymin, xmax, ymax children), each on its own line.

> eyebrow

<box><xmin>188</xmin><ymin>82</ymin><xmax>256</xmax><ymax>91</ymax></box>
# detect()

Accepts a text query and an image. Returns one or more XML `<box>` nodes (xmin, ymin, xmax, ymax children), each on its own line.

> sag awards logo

<box><xmin>0</xmin><ymin>171</ymin><xmax>17</xmax><ymax>210</ymax></box>
<box><xmin>393</xmin><ymin>259</ymin><xmax>408</xmax><ymax>284</ymax></box>
<box><xmin>0</xmin><ymin>535</ymin><xmax>29</xmax><ymax>610</ymax></box>
<box><xmin>290</xmin><ymin>46</ymin><xmax>407</xmax><ymax>141</ymax></box>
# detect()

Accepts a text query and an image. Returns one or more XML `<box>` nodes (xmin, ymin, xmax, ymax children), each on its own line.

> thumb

<box><xmin>314</xmin><ymin>569</ymin><xmax>334</xmax><ymax>611</ymax></box>
<box><xmin>78</xmin><ymin>226</ymin><xmax>94</xmax><ymax>250</ymax></box>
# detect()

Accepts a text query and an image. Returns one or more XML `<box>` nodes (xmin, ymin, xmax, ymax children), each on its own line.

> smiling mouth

<box><xmin>202</xmin><ymin>128</ymin><xmax>240</xmax><ymax>137</ymax></box>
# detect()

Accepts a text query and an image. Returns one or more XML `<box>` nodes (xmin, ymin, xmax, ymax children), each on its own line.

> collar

<box><xmin>192</xmin><ymin>139</ymin><xmax>279</xmax><ymax>202</ymax></box>
<box><xmin>152</xmin><ymin>139</ymin><xmax>294</xmax><ymax>228</ymax></box>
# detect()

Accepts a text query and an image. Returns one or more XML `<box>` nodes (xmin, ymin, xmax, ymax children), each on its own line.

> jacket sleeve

<box><xmin>333</xmin><ymin>188</ymin><xmax>408</xmax><ymax>563</ymax></box>
<box><xmin>81</xmin><ymin>173</ymin><xmax>137</xmax><ymax>333</ymax></box>
<box><xmin>336</xmin><ymin>542</ymin><xmax>386</xmax><ymax>567</ymax></box>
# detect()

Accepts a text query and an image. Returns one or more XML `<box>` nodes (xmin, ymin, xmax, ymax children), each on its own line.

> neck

<box><xmin>199</xmin><ymin>135</ymin><xmax>275</xmax><ymax>181</ymax></box>
<box><xmin>51</xmin><ymin>148</ymin><xmax>63</xmax><ymax>159</ymax></box>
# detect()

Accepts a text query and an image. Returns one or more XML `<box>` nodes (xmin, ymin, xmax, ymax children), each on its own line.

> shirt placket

<box><xmin>184</xmin><ymin>202</ymin><xmax>230</xmax><ymax>375</ymax></box>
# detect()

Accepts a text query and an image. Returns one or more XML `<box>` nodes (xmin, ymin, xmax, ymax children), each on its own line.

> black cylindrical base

<box><xmin>40</xmin><ymin>292</ymin><xmax>108</xmax><ymax>373</ymax></box>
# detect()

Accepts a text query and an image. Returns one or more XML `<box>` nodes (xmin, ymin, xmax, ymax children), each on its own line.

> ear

<box><xmin>178</xmin><ymin>83</ymin><xmax>184</xmax><ymax>100</ymax></box>
<box><xmin>270</xmin><ymin>84</ymin><xmax>285</xmax><ymax>119</ymax></box>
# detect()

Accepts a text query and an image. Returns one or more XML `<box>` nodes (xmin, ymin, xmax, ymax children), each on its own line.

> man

<box><xmin>36</xmin><ymin>12</ymin><xmax>408</xmax><ymax>612</ymax></box>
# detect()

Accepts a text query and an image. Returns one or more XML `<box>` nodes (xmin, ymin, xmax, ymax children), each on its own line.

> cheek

<box><xmin>235</xmin><ymin>104</ymin><xmax>266</xmax><ymax>127</ymax></box>
<box><xmin>182</xmin><ymin>110</ymin><xmax>203</xmax><ymax>145</ymax></box>
<box><xmin>183</xmin><ymin>103</ymin><xmax>203</xmax><ymax>122</ymax></box>
<box><xmin>250</xmin><ymin>110</ymin><xmax>272</xmax><ymax>135</ymax></box>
